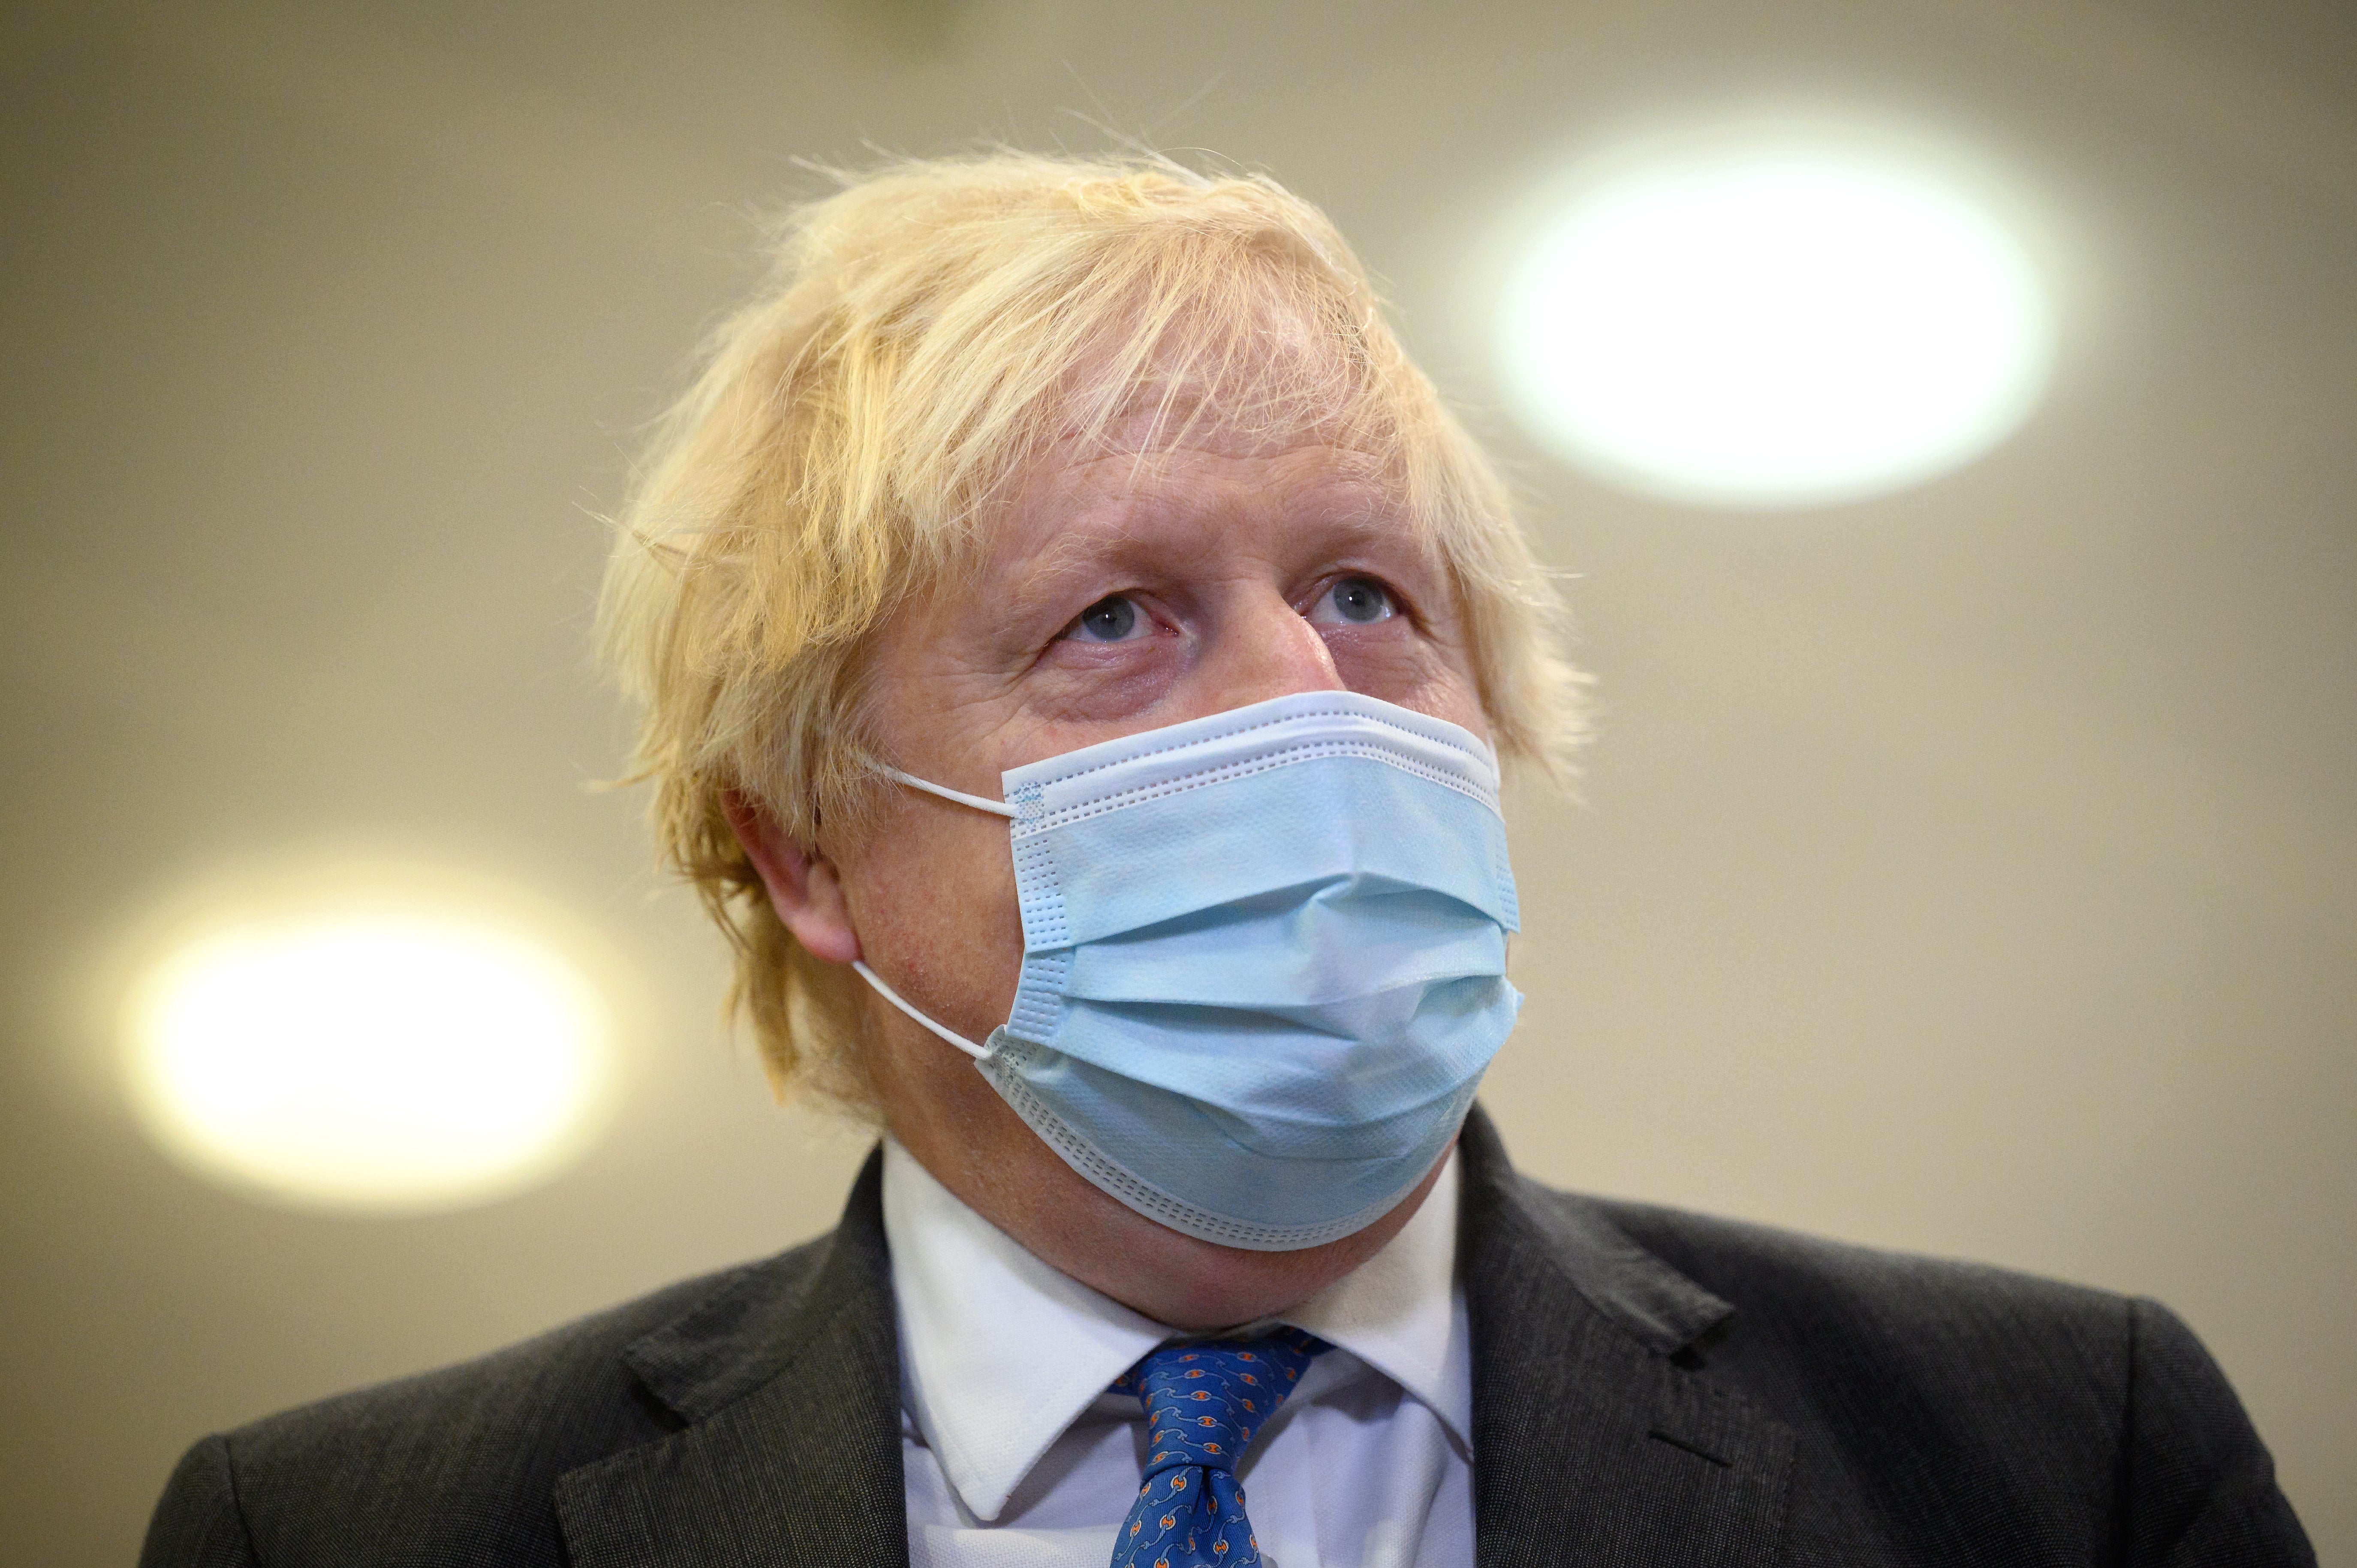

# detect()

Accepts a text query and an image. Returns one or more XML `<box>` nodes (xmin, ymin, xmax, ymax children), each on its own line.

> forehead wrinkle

<box><xmin>1058</xmin><ymin>432</ymin><xmax>1404</xmax><ymax>526</ymax></box>
<box><xmin>1004</xmin><ymin>454</ymin><xmax>1415</xmax><ymax>597</ymax></box>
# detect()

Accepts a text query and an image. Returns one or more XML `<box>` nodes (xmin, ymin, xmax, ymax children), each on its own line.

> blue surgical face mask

<box><xmin>852</xmin><ymin>690</ymin><xmax>1522</xmax><ymax>1251</ymax></box>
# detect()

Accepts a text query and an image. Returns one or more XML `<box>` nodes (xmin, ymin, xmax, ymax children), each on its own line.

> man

<box><xmin>144</xmin><ymin>153</ymin><xmax>2312</xmax><ymax>1566</ymax></box>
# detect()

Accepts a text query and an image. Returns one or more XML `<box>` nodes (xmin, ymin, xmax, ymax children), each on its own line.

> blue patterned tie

<box><xmin>1107</xmin><ymin>1328</ymin><xmax>1329</xmax><ymax>1568</ymax></box>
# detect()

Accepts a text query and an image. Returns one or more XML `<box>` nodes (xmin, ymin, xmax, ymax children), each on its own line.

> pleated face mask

<box><xmin>852</xmin><ymin>689</ymin><xmax>1522</xmax><ymax>1251</ymax></box>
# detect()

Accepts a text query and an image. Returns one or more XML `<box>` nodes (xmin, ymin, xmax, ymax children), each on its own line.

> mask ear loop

<box><xmin>852</xmin><ymin>960</ymin><xmax>993</xmax><ymax>1061</ymax></box>
<box><xmin>883</xmin><ymin>766</ymin><xmax>1021</xmax><ymax>819</ymax></box>
<box><xmin>846</xmin><ymin>763</ymin><xmax>1017</xmax><ymax>1062</ymax></box>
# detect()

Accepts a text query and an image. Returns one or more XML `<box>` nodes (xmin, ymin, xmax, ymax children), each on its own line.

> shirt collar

<box><xmin>881</xmin><ymin>1138</ymin><xmax>1468</xmax><ymax>1523</ymax></box>
<box><xmin>1279</xmin><ymin>1148</ymin><xmax>1470</xmax><ymax>1448</ymax></box>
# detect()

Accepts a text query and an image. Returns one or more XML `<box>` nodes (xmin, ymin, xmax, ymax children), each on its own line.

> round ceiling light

<box><xmin>123</xmin><ymin>905</ymin><xmax>614</xmax><ymax>1213</ymax></box>
<box><xmin>1495</xmin><ymin>138</ymin><xmax>2055</xmax><ymax>510</ymax></box>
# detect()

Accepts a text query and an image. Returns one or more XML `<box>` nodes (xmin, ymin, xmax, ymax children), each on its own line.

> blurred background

<box><xmin>4</xmin><ymin>0</ymin><xmax>2351</xmax><ymax>1560</ymax></box>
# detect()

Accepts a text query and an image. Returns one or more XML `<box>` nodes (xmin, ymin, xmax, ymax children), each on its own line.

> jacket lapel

<box><xmin>555</xmin><ymin>1150</ymin><xmax>909</xmax><ymax>1568</ymax></box>
<box><xmin>1460</xmin><ymin>1110</ymin><xmax>1794</xmax><ymax>1568</ymax></box>
<box><xmin>553</xmin><ymin>1114</ymin><xmax>1789</xmax><ymax>1568</ymax></box>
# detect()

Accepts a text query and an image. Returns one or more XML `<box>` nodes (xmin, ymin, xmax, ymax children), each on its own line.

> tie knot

<box><xmin>1114</xmin><ymin>1329</ymin><xmax>1328</xmax><ymax>1477</ymax></box>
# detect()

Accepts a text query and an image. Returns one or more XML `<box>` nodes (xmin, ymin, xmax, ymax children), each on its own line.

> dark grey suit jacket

<box><xmin>142</xmin><ymin>1109</ymin><xmax>2313</xmax><ymax>1566</ymax></box>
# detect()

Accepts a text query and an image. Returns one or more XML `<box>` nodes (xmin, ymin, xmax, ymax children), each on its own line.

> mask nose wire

<box><xmin>847</xmin><ymin>763</ymin><xmax>1016</xmax><ymax>1062</ymax></box>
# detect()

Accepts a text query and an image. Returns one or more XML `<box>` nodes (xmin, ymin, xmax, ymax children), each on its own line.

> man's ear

<box><xmin>721</xmin><ymin>789</ymin><xmax>862</xmax><ymax>965</ymax></box>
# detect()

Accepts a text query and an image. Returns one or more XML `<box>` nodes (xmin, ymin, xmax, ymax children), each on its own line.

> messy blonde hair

<box><xmin>599</xmin><ymin>151</ymin><xmax>1583</xmax><ymax>1117</ymax></box>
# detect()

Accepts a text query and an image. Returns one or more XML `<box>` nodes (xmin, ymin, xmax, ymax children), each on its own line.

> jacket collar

<box><xmin>1458</xmin><ymin>1108</ymin><xmax>1794</xmax><ymax>1567</ymax></box>
<box><xmin>555</xmin><ymin>1107</ymin><xmax>1791</xmax><ymax>1568</ymax></box>
<box><xmin>554</xmin><ymin>1151</ymin><xmax>910</xmax><ymax>1567</ymax></box>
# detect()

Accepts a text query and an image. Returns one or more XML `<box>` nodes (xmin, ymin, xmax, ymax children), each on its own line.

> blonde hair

<box><xmin>599</xmin><ymin>151</ymin><xmax>1584</xmax><ymax>1117</ymax></box>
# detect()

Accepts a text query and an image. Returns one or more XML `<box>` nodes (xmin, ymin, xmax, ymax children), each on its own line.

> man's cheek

<box><xmin>864</xmin><ymin>834</ymin><xmax>1023</xmax><ymax>1017</ymax></box>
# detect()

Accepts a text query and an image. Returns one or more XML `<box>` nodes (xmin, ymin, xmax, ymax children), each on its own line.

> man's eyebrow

<box><xmin>993</xmin><ymin>469</ymin><xmax>1425</xmax><ymax>609</ymax></box>
<box><xmin>1003</xmin><ymin>520</ymin><xmax>1130</xmax><ymax>612</ymax></box>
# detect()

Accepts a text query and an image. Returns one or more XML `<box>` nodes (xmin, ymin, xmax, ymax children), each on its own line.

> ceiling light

<box><xmin>123</xmin><ymin>906</ymin><xmax>614</xmax><ymax>1213</ymax></box>
<box><xmin>1495</xmin><ymin>138</ymin><xmax>2054</xmax><ymax>509</ymax></box>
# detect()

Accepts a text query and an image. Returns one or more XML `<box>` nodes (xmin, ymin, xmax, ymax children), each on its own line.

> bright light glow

<box><xmin>1496</xmin><ymin>140</ymin><xmax>2054</xmax><ymax>509</ymax></box>
<box><xmin>123</xmin><ymin>909</ymin><xmax>613</xmax><ymax>1212</ymax></box>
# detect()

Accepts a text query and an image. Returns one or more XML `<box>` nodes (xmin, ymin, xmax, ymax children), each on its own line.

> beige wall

<box><xmin>3</xmin><ymin>1</ymin><xmax>2350</xmax><ymax>1561</ymax></box>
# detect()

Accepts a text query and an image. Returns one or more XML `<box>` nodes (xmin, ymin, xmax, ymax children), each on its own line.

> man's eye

<box><xmin>1309</xmin><ymin>576</ymin><xmax>1396</xmax><ymax>626</ymax></box>
<box><xmin>1062</xmin><ymin>594</ymin><xmax>1146</xmax><ymax>643</ymax></box>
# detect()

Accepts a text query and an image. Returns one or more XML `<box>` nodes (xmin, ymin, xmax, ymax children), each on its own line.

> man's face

<box><xmin>786</xmin><ymin>417</ymin><xmax>1492</xmax><ymax>1326</ymax></box>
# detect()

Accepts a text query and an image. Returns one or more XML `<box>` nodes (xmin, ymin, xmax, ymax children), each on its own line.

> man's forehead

<box><xmin>1036</xmin><ymin>290</ymin><xmax>1383</xmax><ymax>467</ymax></box>
<box><xmin>1073</xmin><ymin>407</ymin><xmax>1359</xmax><ymax>462</ymax></box>
<box><xmin>948</xmin><ymin>304</ymin><xmax>1426</xmax><ymax>588</ymax></box>
<box><xmin>989</xmin><ymin>436</ymin><xmax>1415</xmax><ymax>572</ymax></box>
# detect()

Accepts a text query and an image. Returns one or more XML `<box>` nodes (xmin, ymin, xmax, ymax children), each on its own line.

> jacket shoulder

<box><xmin>1578</xmin><ymin>1188</ymin><xmax>2141</xmax><ymax>1450</ymax></box>
<box><xmin>142</xmin><ymin>1234</ymin><xmax>837</xmax><ymax>1568</ymax></box>
<box><xmin>1586</xmin><ymin>1191</ymin><xmax>2134</xmax><ymax>1349</ymax></box>
<box><xmin>1550</xmin><ymin>1187</ymin><xmax>2311</xmax><ymax>1563</ymax></box>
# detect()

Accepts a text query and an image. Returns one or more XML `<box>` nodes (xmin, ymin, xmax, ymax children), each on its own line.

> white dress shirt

<box><xmin>882</xmin><ymin>1139</ymin><xmax>1474</xmax><ymax>1568</ymax></box>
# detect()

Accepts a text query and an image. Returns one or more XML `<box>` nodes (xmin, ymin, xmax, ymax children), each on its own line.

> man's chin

<box><xmin>1023</xmin><ymin>1138</ymin><xmax>1457</xmax><ymax>1332</ymax></box>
